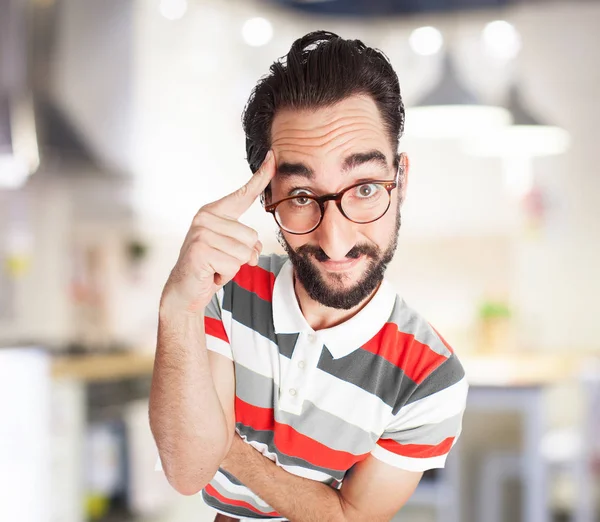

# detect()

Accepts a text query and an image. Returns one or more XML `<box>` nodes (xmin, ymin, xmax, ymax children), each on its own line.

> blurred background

<box><xmin>1</xmin><ymin>0</ymin><xmax>599</xmax><ymax>521</ymax></box>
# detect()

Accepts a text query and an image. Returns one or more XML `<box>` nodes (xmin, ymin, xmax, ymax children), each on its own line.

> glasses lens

<box><xmin>341</xmin><ymin>183</ymin><xmax>390</xmax><ymax>223</ymax></box>
<box><xmin>275</xmin><ymin>197</ymin><xmax>321</xmax><ymax>233</ymax></box>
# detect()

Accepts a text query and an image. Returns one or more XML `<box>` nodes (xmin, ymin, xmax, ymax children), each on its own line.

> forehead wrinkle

<box><xmin>274</xmin><ymin>129</ymin><xmax>387</xmax><ymax>163</ymax></box>
<box><xmin>272</xmin><ymin>113</ymin><xmax>386</xmax><ymax>144</ymax></box>
<box><xmin>273</xmin><ymin>121</ymin><xmax>388</xmax><ymax>153</ymax></box>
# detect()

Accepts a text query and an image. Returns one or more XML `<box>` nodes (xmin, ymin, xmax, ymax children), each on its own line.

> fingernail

<box><xmin>265</xmin><ymin>150</ymin><xmax>273</xmax><ymax>163</ymax></box>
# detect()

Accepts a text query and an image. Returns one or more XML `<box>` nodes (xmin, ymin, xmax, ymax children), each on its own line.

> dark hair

<box><xmin>242</xmin><ymin>30</ymin><xmax>404</xmax><ymax>176</ymax></box>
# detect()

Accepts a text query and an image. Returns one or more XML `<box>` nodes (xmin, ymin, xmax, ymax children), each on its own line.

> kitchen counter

<box><xmin>51</xmin><ymin>352</ymin><xmax>155</xmax><ymax>381</ymax></box>
<box><xmin>50</xmin><ymin>350</ymin><xmax>596</xmax><ymax>384</ymax></box>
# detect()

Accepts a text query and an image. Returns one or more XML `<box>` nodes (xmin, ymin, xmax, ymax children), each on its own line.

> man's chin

<box><xmin>291</xmin><ymin>254</ymin><xmax>384</xmax><ymax>310</ymax></box>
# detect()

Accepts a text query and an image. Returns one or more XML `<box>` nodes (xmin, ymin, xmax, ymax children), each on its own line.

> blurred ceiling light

<box><xmin>159</xmin><ymin>0</ymin><xmax>187</xmax><ymax>21</ymax></box>
<box><xmin>406</xmin><ymin>54</ymin><xmax>511</xmax><ymax>139</ymax></box>
<box><xmin>482</xmin><ymin>20</ymin><xmax>521</xmax><ymax>61</ymax></box>
<box><xmin>242</xmin><ymin>17</ymin><xmax>273</xmax><ymax>47</ymax></box>
<box><xmin>465</xmin><ymin>85</ymin><xmax>570</xmax><ymax>197</ymax></box>
<box><xmin>0</xmin><ymin>95</ymin><xmax>40</xmax><ymax>190</ymax></box>
<box><xmin>409</xmin><ymin>26</ymin><xmax>443</xmax><ymax>56</ymax></box>
<box><xmin>465</xmin><ymin>85</ymin><xmax>570</xmax><ymax>157</ymax></box>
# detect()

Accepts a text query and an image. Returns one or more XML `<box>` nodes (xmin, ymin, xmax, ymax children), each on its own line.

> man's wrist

<box><xmin>158</xmin><ymin>295</ymin><xmax>205</xmax><ymax>329</ymax></box>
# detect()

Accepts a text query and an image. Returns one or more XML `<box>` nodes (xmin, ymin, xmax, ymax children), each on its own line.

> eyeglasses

<box><xmin>264</xmin><ymin>165</ymin><xmax>401</xmax><ymax>235</ymax></box>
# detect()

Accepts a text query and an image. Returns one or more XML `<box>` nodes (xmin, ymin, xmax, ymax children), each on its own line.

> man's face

<box><xmin>269</xmin><ymin>95</ymin><xmax>407</xmax><ymax>310</ymax></box>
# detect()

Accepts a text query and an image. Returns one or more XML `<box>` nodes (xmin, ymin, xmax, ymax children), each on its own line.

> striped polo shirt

<box><xmin>201</xmin><ymin>253</ymin><xmax>468</xmax><ymax>520</ymax></box>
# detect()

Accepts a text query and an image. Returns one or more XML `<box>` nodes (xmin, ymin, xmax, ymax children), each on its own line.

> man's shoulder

<box><xmin>372</xmin><ymin>292</ymin><xmax>466</xmax><ymax>413</ymax></box>
<box><xmin>374</xmin><ymin>291</ymin><xmax>463</xmax><ymax>384</ymax></box>
<box><xmin>383</xmin><ymin>295</ymin><xmax>453</xmax><ymax>355</ymax></box>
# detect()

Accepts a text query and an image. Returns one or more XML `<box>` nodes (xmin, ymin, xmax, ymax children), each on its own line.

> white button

<box><xmin>289</xmin><ymin>388</ymin><xmax>297</xmax><ymax>397</ymax></box>
<box><xmin>298</xmin><ymin>360</ymin><xmax>306</xmax><ymax>369</ymax></box>
<box><xmin>307</xmin><ymin>333</ymin><xmax>317</xmax><ymax>343</ymax></box>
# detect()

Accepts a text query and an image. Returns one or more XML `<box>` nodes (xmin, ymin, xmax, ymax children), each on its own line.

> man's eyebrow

<box><xmin>342</xmin><ymin>150</ymin><xmax>388</xmax><ymax>172</ymax></box>
<box><xmin>276</xmin><ymin>162</ymin><xmax>314</xmax><ymax>179</ymax></box>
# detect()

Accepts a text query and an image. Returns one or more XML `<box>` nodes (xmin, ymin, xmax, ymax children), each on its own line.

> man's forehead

<box><xmin>271</xmin><ymin>94</ymin><xmax>385</xmax><ymax>137</ymax></box>
<box><xmin>270</xmin><ymin>95</ymin><xmax>392</xmax><ymax>171</ymax></box>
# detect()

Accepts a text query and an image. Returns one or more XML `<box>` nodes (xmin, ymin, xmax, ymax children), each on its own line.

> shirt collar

<box><xmin>272</xmin><ymin>259</ymin><xmax>397</xmax><ymax>359</ymax></box>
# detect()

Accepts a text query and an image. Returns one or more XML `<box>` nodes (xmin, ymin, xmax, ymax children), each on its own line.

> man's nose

<box><xmin>315</xmin><ymin>201</ymin><xmax>357</xmax><ymax>261</ymax></box>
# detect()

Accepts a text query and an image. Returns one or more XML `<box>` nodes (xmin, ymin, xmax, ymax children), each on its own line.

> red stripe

<box><xmin>273</xmin><ymin>422</ymin><xmax>369</xmax><ymax>471</ymax></box>
<box><xmin>235</xmin><ymin>397</ymin><xmax>368</xmax><ymax>470</ymax></box>
<box><xmin>378</xmin><ymin>436</ymin><xmax>455</xmax><ymax>459</ymax></box>
<box><xmin>233</xmin><ymin>264</ymin><xmax>275</xmax><ymax>303</ymax></box>
<box><xmin>204</xmin><ymin>483</ymin><xmax>280</xmax><ymax>517</ymax></box>
<box><xmin>235</xmin><ymin>396</ymin><xmax>275</xmax><ymax>432</ymax></box>
<box><xmin>362</xmin><ymin>323</ymin><xmax>447</xmax><ymax>384</ymax></box>
<box><xmin>204</xmin><ymin>316</ymin><xmax>229</xmax><ymax>343</ymax></box>
<box><xmin>235</xmin><ymin>398</ymin><xmax>368</xmax><ymax>471</ymax></box>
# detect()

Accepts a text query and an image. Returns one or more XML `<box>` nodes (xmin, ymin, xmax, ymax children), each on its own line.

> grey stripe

<box><xmin>236</xmin><ymin>423</ymin><xmax>346</xmax><ymax>481</ymax></box>
<box><xmin>390</xmin><ymin>299</ymin><xmax>452</xmax><ymax>358</ymax></box>
<box><xmin>209</xmin><ymin>472</ymin><xmax>277</xmax><ymax>514</ymax></box>
<box><xmin>407</xmin><ymin>354</ymin><xmax>466</xmax><ymax>405</ymax></box>
<box><xmin>277</xmin><ymin>332</ymin><xmax>299</xmax><ymax>358</ymax></box>
<box><xmin>202</xmin><ymin>489</ymin><xmax>277</xmax><ymax>519</ymax></box>
<box><xmin>277</xmin><ymin>400</ymin><xmax>378</xmax><ymax>456</ymax></box>
<box><xmin>205</xmin><ymin>292</ymin><xmax>222</xmax><ymax>321</ymax></box>
<box><xmin>218</xmin><ymin>467</ymin><xmax>244</xmax><ymax>486</ymax></box>
<box><xmin>257</xmin><ymin>254</ymin><xmax>288</xmax><ymax>275</ymax></box>
<box><xmin>318</xmin><ymin>347</ymin><xmax>418</xmax><ymax>413</ymax></box>
<box><xmin>222</xmin><ymin>280</ymin><xmax>300</xmax><ymax>359</ymax></box>
<box><xmin>381</xmin><ymin>411</ymin><xmax>464</xmax><ymax>446</ymax></box>
<box><xmin>223</xmin><ymin>281</ymin><xmax>276</xmax><ymax>342</ymax></box>
<box><xmin>235</xmin><ymin>363</ymin><xmax>277</xmax><ymax>409</ymax></box>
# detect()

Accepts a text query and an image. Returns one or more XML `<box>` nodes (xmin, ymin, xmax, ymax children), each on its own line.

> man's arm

<box><xmin>221</xmin><ymin>434</ymin><xmax>423</xmax><ymax>522</ymax></box>
<box><xmin>150</xmin><ymin>309</ymin><xmax>236</xmax><ymax>495</ymax></box>
<box><xmin>149</xmin><ymin>151</ymin><xmax>275</xmax><ymax>495</ymax></box>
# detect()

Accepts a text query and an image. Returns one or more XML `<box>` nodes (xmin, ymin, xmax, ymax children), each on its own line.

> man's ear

<box><xmin>399</xmin><ymin>152</ymin><xmax>409</xmax><ymax>205</ymax></box>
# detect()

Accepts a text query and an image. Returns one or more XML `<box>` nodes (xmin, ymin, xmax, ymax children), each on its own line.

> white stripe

<box><xmin>296</xmin><ymin>361</ymin><xmax>393</xmax><ymax>434</ymax></box>
<box><xmin>206</xmin><ymin>336</ymin><xmax>233</xmax><ymax>360</ymax></box>
<box><xmin>226</xmin><ymin>318</ymin><xmax>282</xmax><ymax>383</ymax></box>
<box><xmin>371</xmin><ymin>444</ymin><xmax>448</xmax><ymax>471</ymax></box>
<box><xmin>213</xmin><ymin>473</ymin><xmax>271</xmax><ymax>508</ymax></box>
<box><xmin>386</xmin><ymin>378</ymin><xmax>468</xmax><ymax>432</ymax></box>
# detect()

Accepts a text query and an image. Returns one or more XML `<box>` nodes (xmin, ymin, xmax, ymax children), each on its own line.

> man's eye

<box><xmin>355</xmin><ymin>184</ymin><xmax>380</xmax><ymax>198</ymax></box>
<box><xmin>293</xmin><ymin>196</ymin><xmax>312</xmax><ymax>206</ymax></box>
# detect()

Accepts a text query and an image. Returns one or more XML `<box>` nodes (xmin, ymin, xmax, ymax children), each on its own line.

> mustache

<box><xmin>295</xmin><ymin>243</ymin><xmax>380</xmax><ymax>262</ymax></box>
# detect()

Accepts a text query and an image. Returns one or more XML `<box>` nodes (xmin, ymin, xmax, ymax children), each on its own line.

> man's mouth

<box><xmin>318</xmin><ymin>255</ymin><xmax>364</xmax><ymax>272</ymax></box>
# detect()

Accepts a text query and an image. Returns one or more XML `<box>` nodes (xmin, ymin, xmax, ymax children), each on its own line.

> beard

<box><xmin>279</xmin><ymin>210</ymin><xmax>401</xmax><ymax>310</ymax></box>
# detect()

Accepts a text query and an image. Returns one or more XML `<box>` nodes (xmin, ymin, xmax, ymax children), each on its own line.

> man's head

<box><xmin>243</xmin><ymin>31</ymin><xmax>408</xmax><ymax>310</ymax></box>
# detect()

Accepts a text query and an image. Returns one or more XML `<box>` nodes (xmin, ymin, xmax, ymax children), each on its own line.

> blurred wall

<box><xmin>0</xmin><ymin>0</ymin><xmax>598</xmax><ymax>355</ymax></box>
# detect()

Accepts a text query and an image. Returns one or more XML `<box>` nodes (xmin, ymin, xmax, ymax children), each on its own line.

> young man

<box><xmin>150</xmin><ymin>31</ymin><xmax>468</xmax><ymax>521</ymax></box>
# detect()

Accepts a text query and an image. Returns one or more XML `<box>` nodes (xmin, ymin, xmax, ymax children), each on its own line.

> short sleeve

<box><xmin>371</xmin><ymin>354</ymin><xmax>468</xmax><ymax>472</ymax></box>
<box><xmin>204</xmin><ymin>288</ymin><xmax>233</xmax><ymax>361</ymax></box>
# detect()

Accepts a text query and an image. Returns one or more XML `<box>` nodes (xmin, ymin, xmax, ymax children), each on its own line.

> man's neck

<box><xmin>293</xmin><ymin>275</ymin><xmax>380</xmax><ymax>331</ymax></box>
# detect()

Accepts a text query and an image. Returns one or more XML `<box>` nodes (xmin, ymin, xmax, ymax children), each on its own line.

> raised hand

<box><xmin>162</xmin><ymin>151</ymin><xmax>276</xmax><ymax>314</ymax></box>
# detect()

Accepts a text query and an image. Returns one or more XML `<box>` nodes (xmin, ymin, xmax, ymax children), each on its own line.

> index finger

<box><xmin>213</xmin><ymin>150</ymin><xmax>276</xmax><ymax>220</ymax></box>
